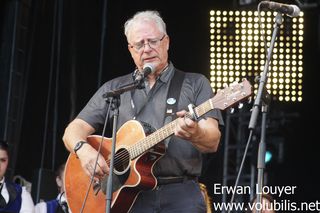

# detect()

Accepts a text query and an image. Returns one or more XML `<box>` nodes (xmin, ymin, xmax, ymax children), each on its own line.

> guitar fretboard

<box><xmin>127</xmin><ymin>79</ymin><xmax>251</xmax><ymax>159</ymax></box>
<box><xmin>128</xmin><ymin>99</ymin><xmax>214</xmax><ymax>159</ymax></box>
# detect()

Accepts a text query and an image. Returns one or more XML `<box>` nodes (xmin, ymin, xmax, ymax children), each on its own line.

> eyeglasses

<box><xmin>129</xmin><ymin>35</ymin><xmax>166</xmax><ymax>52</ymax></box>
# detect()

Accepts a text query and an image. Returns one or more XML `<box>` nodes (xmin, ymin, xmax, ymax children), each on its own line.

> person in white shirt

<box><xmin>35</xmin><ymin>163</ymin><xmax>70</xmax><ymax>213</ymax></box>
<box><xmin>0</xmin><ymin>141</ymin><xmax>35</xmax><ymax>213</ymax></box>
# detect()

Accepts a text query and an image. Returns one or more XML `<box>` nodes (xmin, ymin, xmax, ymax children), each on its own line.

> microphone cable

<box><xmin>80</xmin><ymin>100</ymin><xmax>112</xmax><ymax>213</ymax></box>
<box><xmin>226</xmin><ymin>4</ymin><xmax>269</xmax><ymax>212</ymax></box>
<box><xmin>227</xmin><ymin>130</ymin><xmax>254</xmax><ymax>213</ymax></box>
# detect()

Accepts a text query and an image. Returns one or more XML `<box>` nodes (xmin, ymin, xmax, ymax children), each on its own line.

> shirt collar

<box><xmin>156</xmin><ymin>61</ymin><xmax>174</xmax><ymax>84</ymax></box>
<box><xmin>133</xmin><ymin>61</ymin><xmax>174</xmax><ymax>86</ymax></box>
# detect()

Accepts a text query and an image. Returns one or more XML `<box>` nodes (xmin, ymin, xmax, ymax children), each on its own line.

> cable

<box><xmin>97</xmin><ymin>0</ymin><xmax>109</xmax><ymax>88</ymax></box>
<box><xmin>52</xmin><ymin>0</ymin><xmax>64</xmax><ymax>171</ymax></box>
<box><xmin>227</xmin><ymin>4</ymin><xmax>268</xmax><ymax>211</ymax></box>
<box><xmin>80</xmin><ymin>100</ymin><xmax>112</xmax><ymax>213</ymax></box>
<box><xmin>227</xmin><ymin>130</ymin><xmax>254</xmax><ymax>213</ymax></box>
<box><xmin>40</xmin><ymin>0</ymin><xmax>59</xmax><ymax>171</ymax></box>
<box><xmin>258</xmin><ymin>2</ymin><xmax>270</xmax><ymax>63</ymax></box>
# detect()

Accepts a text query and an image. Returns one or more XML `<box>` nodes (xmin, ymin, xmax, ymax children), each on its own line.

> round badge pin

<box><xmin>167</xmin><ymin>98</ymin><xmax>176</xmax><ymax>105</ymax></box>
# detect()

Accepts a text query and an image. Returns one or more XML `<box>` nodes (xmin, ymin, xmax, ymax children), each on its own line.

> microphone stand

<box><xmin>103</xmin><ymin>79</ymin><xmax>144</xmax><ymax>213</ymax></box>
<box><xmin>248</xmin><ymin>12</ymin><xmax>283</xmax><ymax>213</ymax></box>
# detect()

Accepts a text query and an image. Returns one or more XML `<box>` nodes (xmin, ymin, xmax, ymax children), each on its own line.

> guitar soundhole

<box><xmin>114</xmin><ymin>148</ymin><xmax>130</xmax><ymax>175</ymax></box>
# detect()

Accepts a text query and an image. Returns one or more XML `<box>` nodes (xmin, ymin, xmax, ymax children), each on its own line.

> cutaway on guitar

<box><xmin>65</xmin><ymin>79</ymin><xmax>252</xmax><ymax>213</ymax></box>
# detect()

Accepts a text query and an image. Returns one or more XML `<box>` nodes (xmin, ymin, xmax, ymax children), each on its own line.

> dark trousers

<box><xmin>129</xmin><ymin>179</ymin><xmax>206</xmax><ymax>213</ymax></box>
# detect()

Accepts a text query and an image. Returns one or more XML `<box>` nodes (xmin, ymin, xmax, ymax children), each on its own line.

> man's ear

<box><xmin>166</xmin><ymin>35</ymin><xmax>170</xmax><ymax>51</ymax></box>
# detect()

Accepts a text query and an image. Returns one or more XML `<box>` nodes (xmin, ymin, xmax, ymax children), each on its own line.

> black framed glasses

<box><xmin>129</xmin><ymin>35</ymin><xmax>166</xmax><ymax>52</ymax></box>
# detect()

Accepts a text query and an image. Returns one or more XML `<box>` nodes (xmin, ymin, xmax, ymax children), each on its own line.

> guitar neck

<box><xmin>129</xmin><ymin>99</ymin><xmax>213</xmax><ymax>159</ymax></box>
<box><xmin>128</xmin><ymin>79</ymin><xmax>252</xmax><ymax>159</ymax></box>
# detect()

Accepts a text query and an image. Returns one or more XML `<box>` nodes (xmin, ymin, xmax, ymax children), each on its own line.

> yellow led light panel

<box><xmin>209</xmin><ymin>10</ymin><xmax>304</xmax><ymax>102</ymax></box>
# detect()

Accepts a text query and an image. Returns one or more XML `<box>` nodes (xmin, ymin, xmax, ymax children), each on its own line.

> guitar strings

<box><xmin>103</xmin><ymin>111</ymin><xmax>195</xmax><ymax>168</ymax></box>
<box><xmin>103</xmin><ymin>86</ymin><xmax>248</xmax><ymax>169</ymax></box>
<box><xmin>103</xmin><ymin>120</ymin><xmax>178</xmax><ymax>169</ymax></box>
<box><xmin>103</xmin><ymin>127</ymin><xmax>168</xmax><ymax>168</ymax></box>
<box><xmin>104</xmin><ymin>104</ymin><xmax>220</xmax><ymax>168</ymax></box>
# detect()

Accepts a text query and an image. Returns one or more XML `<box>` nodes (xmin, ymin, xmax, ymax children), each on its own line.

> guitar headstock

<box><xmin>212</xmin><ymin>79</ymin><xmax>252</xmax><ymax>111</ymax></box>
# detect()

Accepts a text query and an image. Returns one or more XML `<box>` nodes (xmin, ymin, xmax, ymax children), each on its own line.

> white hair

<box><xmin>124</xmin><ymin>10</ymin><xmax>167</xmax><ymax>41</ymax></box>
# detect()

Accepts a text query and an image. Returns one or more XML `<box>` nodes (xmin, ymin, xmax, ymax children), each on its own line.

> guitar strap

<box><xmin>163</xmin><ymin>69</ymin><xmax>185</xmax><ymax>126</ymax></box>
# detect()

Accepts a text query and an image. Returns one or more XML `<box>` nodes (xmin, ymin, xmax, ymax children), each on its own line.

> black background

<box><xmin>1</xmin><ymin>0</ymin><xmax>320</xmax><ymax>205</ymax></box>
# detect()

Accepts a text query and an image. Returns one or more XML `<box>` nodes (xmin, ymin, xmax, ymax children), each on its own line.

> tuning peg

<box><xmin>238</xmin><ymin>102</ymin><xmax>244</xmax><ymax>109</ymax></box>
<box><xmin>229</xmin><ymin>107</ymin><xmax>235</xmax><ymax>114</ymax></box>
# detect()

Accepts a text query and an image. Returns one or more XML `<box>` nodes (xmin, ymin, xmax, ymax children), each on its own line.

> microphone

<box><xmin>102</xmin><ymin>63</ymin><xmax>155</xmax><ymax>98</ymax></box>
<box><xmin>259</xmin><ymin>1</ymin><xmax>301</xmax><ymax>17</ymax></box>
<box><xmin>134</xmin><ymin>63</ymin><xmax>155</xmax><ymax>82</ymax></box>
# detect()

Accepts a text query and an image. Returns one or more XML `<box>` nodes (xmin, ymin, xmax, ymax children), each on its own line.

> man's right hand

<box><xmin>76</xmin><ymin>144</ymin><xmax>110</xmax><ymax>182</ymax></box>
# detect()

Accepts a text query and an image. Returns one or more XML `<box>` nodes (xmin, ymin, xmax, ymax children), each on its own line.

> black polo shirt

<box><xmin>77</xmin><ymin>62</ymin><xmax>224</xmax><ymax>177</ymax></box>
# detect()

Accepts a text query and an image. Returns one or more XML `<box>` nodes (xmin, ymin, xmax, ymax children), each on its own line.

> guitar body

<box><xmin>65</xmin><ymin>79</ymin><xmax>252</xmax><ymax>213</ymax></box>
<box><xmin>65</xmin><ymin>120</ymin><xmax>165</xmax><ymax>213</ymax></box>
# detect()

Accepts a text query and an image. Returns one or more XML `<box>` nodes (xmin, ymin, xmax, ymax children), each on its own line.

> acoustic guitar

<box><xmin>65</xmin><ymin>79</ymin><xmax>252</xmax><ymax>213</ymax></box>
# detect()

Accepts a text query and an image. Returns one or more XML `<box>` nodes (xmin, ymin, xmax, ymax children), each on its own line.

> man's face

<box><xmin>127</xmin><ymin>20</ymin><xmax>169</xmax><ymax>74</ymax></box>
<box><xmin>0</xmin><ymin>149</ymin><xmax>9</xmax><ymax>180</ymax></box>
<box><xmin>56</xmin><ymin>173</ymin><xmax>65</xmax><ymax>193</ymax></box>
